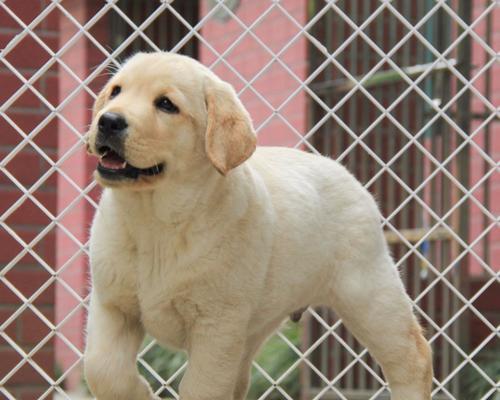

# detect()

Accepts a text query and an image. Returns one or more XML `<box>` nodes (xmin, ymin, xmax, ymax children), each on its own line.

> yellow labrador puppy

<box><xmin>84</xmin><ymin>52</ymin><xmax>432</xmax><ymax>400</ymax></box>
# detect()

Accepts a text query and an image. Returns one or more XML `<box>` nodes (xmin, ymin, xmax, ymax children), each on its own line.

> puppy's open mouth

<box><xmin>97</xmin><ymin>146</ymin><xmax>165</xmax><ymax>180</ymax></box>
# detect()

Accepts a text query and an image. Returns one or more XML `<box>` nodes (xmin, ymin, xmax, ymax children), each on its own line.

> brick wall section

<box><xmin>200</xmin><ymin>0</ymin><xmax>308</xmax><ymax>146</ymax></box>
<box><xmin>0</xmin><ymin>1</ymin><xmax>58</xmax><ymax>398</ymax></box>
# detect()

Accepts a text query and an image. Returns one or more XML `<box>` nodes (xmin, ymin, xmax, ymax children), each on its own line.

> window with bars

<box><xmin>109</xmin><ymin>0</ymin><xmax>199</xmax><ymax>59</ymax></box>
<box><xmin>304</xmin><ymin>1</ymin><xmax>496</xmax><ymax>398</ymax></box>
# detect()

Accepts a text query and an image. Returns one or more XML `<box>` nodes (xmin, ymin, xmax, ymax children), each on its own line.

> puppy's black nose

<box><xmin>98</xmin><ymin>112</ymin><xmax>128</xmax><ymax>136</ymax></box>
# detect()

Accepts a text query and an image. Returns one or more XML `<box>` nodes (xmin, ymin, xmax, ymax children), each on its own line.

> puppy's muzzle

<box><xmin>93</xmin><ymin>112</ymin><xmax>165</xmax><ymax>181</ymax></box>
<box><xmin>96</xmin><ymin>112</ymin><xmax>127</xmax><ymax>156</ymax></box>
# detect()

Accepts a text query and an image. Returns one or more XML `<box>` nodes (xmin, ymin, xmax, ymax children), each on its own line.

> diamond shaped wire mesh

<box><xmin>0</xmin><ymin>1</ymin><xmax>498</xmax><ymax>399</ymax></box>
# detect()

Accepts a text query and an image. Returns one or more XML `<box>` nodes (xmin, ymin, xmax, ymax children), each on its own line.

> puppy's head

<box><xmin>86</xmin><ymin>52</ymin><xmax>256</xmax><ymax>189</ymax></box>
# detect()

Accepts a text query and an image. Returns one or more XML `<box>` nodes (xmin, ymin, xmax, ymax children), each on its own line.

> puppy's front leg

<box><xmin>84</xmin><ymin>294</ymin><xmax>158</xmax><ymax>400</ymax></box>
<box><xmin>180</xmin><ymin>314</ymin><xmax>247</xmax><ymax>400</ymax></box>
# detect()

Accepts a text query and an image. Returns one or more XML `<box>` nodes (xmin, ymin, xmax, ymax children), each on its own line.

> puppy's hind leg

<box><xmin>326</xmin><ymin>253</ymin><xmax>433</xmax><ymax>400</ymax></box>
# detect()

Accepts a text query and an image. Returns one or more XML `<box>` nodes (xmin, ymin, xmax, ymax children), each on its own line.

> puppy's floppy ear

<box><xmin>204</xmin><ymin>76</ymin><xmax>257</xmax><ymax>175</ymax></box>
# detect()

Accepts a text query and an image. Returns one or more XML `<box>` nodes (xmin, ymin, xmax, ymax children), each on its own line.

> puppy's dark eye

<box><xmin>155</xmin><ymin>96</ymin><xmax>179</xmax><ymax>114</ymax></box>
<box><xmin>110</xmin><ymin>86</ymin><xmax>121</xmax><ymax>99</ymax></box>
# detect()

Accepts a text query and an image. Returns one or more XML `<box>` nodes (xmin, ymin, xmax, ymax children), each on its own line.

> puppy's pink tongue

<box><xmin>100</xmin><ymin>153</ymin><xmax>126</xmax><ymax>169</ymax></box>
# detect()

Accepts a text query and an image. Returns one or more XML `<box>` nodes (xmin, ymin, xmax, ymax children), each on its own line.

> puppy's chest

<box><xmin>138</xmin><ymin>257</ymin><xmax>204</xmax><ymax>350</ymax></box>
<box><xmin>139</xmin><ymin>285</ymin><xmax>199</xmax><ymax>350</ymax></box>
<box><xmin>134</xmin><ymin>234</ymin><xmax>204</xmax><ymax>350</ymax></box>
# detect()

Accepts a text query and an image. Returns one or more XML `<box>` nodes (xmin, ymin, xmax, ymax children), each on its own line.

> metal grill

<box><xmin>0</xmin><ymin>1</ymin><xmax>498</xmax><ymax>400</ymax></box>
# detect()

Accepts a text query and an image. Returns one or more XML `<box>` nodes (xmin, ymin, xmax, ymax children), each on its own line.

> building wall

<box><xmin>0</xmin><ymin>0</ymin><xmax>497</xmax><ymax>396</ymax></box>
<box><xmin>0</xmin><ymin>1</ymin><xmax>58</xmax><ymax>398</ymax></box>
<box><xmin>54</xmin><ymin>0</ymin><xmax>106</xmax><ymax>391</ymax></box>
<box><xmin>200</xmin><ymin>0</ymin><xmax>309</xmax><ymax>146</ymax></box>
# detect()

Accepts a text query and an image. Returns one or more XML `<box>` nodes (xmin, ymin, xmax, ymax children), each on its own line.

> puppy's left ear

<box><xmin>204</xmin><ymin>76</ymin><xmax>257</xmax><ymax>175</ymax></box>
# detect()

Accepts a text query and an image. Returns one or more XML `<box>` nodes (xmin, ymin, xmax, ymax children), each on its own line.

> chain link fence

<box><xmin>0</xmin><ymin>1</ymin><xmax>498</xmax><ymax>399</ymax></box>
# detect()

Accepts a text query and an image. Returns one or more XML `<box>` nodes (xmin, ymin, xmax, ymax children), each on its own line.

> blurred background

<box><xmin>0</xmin><ymin>1</ymin><xmax>498</xmax><ymax>399</ymax></box>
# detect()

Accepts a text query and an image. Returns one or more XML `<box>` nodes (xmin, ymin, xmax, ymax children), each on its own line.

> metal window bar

<box><xmin>110</xmin><ymin>0</ymin><xmax>199</xmax><ymax>59</ymax></box>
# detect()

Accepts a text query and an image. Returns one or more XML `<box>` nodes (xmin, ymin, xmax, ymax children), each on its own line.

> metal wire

<box><xmin>0</xmin><ymin>0</ymin><xmax>498</xmax><ymax>399</ymax></box>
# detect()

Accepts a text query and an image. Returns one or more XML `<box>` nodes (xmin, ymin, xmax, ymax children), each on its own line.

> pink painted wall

<box><xmin>199</xmin><ymin>0</ymin><xmax>309</xmax><ymax>147</ymax></box>
<box><xmin>55</xmin><ymin>0</ymin><xmax>107</xmax><ymax>390</ymax></box>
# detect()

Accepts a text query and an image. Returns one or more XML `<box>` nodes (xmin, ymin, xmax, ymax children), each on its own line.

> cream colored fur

<box><xmin>84</xmin><ymin>52</ymin><xmax>433</xmax><ymax>400</ymax></box>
